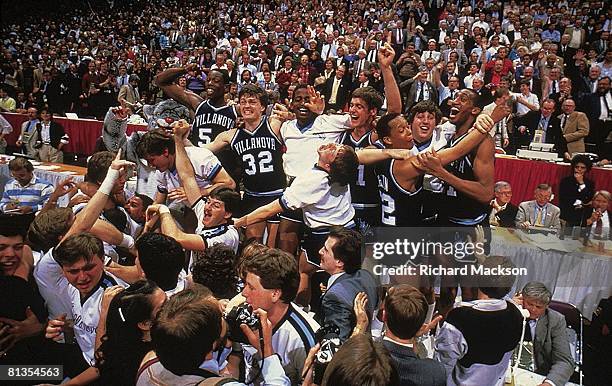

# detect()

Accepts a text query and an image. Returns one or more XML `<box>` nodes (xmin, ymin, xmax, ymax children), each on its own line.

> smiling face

<box><xmin>319</xmin><ymin>236</ymin><xmax>342</xmax><ymax>275</ymax></box>
<box><xmin>202</xmin><ymin>197</ymin><xmax>230</xmax><ymax>228</ymax></box>
<box><xmin>62</xmin><ymin>256</ymin><xmax>105</xmax><ymax>296</ymax></box>
<box><xmin>348</xmin><ymin>97</ymin><xmax>376</xmax><ymax>130</ymax></box>
<box><xmin>206</xmin><ymin>71</ymin><xmax>225</xmax><ymax>100</ymax></box>
<box><xmin>124</xmin><ymin>196</ymin><xmax>146</xmax><ymax>223</ymax></box>
<box><xmin>290</xmin><ymin>87</ymin><xmax>316</xmax><ymax>124</ymax></box>
<box><xmin>0</xmin><ymin>234</ymin><xmax>24</xmax><ymax>276</ymax></box>
<box><xmin>449</xmin><ymin>90</ymin><xmax>479</xmax><ymax>126</ymax></box>
<box><xmin>384</xmin><ymin>115</ymin><xmax>414</xmax><ymax>149</ymax></box>
<box><xmin>411</xmin><ymin>111</ymin><xmax>436</xmax><ymax>143</ymax></box>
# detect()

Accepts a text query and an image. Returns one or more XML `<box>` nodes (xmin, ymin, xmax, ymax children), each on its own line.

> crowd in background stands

<box><xmin>0</xmin><ymin>0</ymin><xmax>610</xmax><ymax>158</ymax></box>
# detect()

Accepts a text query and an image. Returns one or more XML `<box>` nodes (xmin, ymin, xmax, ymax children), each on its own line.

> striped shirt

<box><xmin>242</xmin><ymin>303</ymin><xmax>319</xmax><ymax>385</ymax></box>
<box><xmin>0</xmin><ymin>175</ymin><xmax>53</xmax><ymax>213</ymax></box>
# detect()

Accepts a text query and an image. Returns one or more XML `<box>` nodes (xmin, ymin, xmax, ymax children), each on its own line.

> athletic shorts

<box><xmin>279</xmin><ymin>207</ymin><xmax>304</xmax><ymax>223</ymax></box>
<box><xmin>353</xmin><ymin>205</ymin><xmax>381</xmax><ymax>236</ymax></box>
<box><xmin>239</xmin><ymin>193</ymin><xmax>283</xmax><ymax>223</ymax></box>
<box><xmin>301</xmin><ymin>221</ymin><xmax>355</xmax><ymax>267</ymax></box>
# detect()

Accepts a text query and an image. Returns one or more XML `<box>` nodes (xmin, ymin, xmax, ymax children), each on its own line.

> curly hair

<box><xmin>191</xmin><ymin>243</ymin><xmax>239</xmax><ymax>299</ymax></box>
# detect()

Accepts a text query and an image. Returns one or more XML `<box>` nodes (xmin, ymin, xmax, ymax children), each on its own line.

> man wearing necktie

<box><xmin>17</xmin><ymin>107</ymin><xmax>39</xmax><ymax>156</ymax></box>
<box><xmin>582</xmin><ymin>190</ymin><xmax>611</xmax><ymax>240</ymax></box>
<box><xmin>558</xmin><ymin>99</ymin><xmax>589</xmax><ymax>157</ymax></box>
<box><xmin>392</xmin><ymin>21</ymin><xmax>406</xmax><ymax>59</ymax></box>
<box><xmin>583</xmin><ymin>76</ymin><xmax>612</xmax><ymax>155</ymax></box>
<box><xmin>515</xmin><ymin>99</ymin><xmax>567</xmax><ymax>157</ymax></box>
<box><xmin>515</xmin><ymin>184</ymin><xmax>561</xmax><ymax>230</ymax></box>
<box><xmin>515</xmin><ymin>282</ymin><xmax>574</xmax><ymax>386</ymax></box>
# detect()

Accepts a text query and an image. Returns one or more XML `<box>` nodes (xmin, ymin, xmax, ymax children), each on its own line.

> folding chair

<box><xmin>548</xmin><ymin>300</ymin><xmax>583</xmax><ymax>385</ymax></box>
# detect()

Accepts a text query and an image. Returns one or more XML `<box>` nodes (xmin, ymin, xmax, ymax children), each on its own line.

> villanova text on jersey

<box><xmin>190</xmin><ymin>102</ymin><xmax>237</xmax><ymax>146</ymax></box>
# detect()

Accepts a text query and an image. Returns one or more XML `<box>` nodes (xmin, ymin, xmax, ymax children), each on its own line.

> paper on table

<box><xmin>35</xmin><ymin>165</ymin><xmax>61</xmax><ymax>170</ymax></box>
<box><xmin>59</xmin><ymin>171</ymin><xmax>77</xmax><ymax>175</ymax></box>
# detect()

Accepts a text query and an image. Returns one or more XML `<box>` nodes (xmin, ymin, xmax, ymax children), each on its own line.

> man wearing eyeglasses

<box><xmin>489</xmin><ymin>181</ymin><xmax>518</xmax><ymax>227</ymax></box>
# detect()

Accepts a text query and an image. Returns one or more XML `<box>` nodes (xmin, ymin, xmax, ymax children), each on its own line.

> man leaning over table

<box><xmin>0</xmin><ymin>157</ymin><xmax>53</xmax><ymax>216</ymax></box>
<box><xmin>515</xmin><ymin>183</ymin><xmax>561</xmax><ymax>231</ymax></box>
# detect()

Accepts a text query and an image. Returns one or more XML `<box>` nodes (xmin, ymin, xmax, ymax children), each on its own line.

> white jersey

<box><xmin>70</xmin><ymin>271</ymin><xmax>128</xmax><ymax>365</ymax></box>
<box><xmin>280</xmin><ymin>114</ymin><xmax>350</xmax><ymax>178</ymax></box>
<box><xmin>187</xmin><ymin>197</ymin><xmax>240</xmax><ymax>273</ymax></box>
<box><xmin>34</xmin><ymin>248</ymin><xmax>73</xmax><ymax>320</ymax></box>
<box><xmin>155</xmin><ymin>146</ymin><xmax>222</xmax><ymax>193</ymax></box>
<box><xmin>280</xmin><ymin>165</ymin><xmax>355</xmax><ymax>228</ymax></box>
<box><xmin>242</xmin><ymin>303</ymin><xmax>319</xmax><ymax>385</ymax></box>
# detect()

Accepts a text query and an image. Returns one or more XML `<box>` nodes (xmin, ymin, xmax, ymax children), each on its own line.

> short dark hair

<box><xmin>238</xmin><ymin>83</ymin><xmax>268</xmax><ymax>106</ymax></box>
<box><xmin>54</xmin><ymin>233</ymin><xmax>104</xmax><ymax>267</ymax></box>
<box><xmin>191</xmin><ymin>243</ymin><xmax>238</xmax><ymax>299</ymax></box>
<box><xmin>241</xmin><ymin>248</ymin><xmax>299</xmax><ymax>303</ymax></box>
<box><xmin>328</xmin><ymin>227</ymin><xmax>362</xmax><ymax>274</ymax></box>
<box><xmin>351</xmin><ymin>87</ymin><xmax>383</xmax><ymax>111</ymax></box>
<box><xmin>27</xmin><ymin>208</ymin><xmax>73</xmax><ymax>252</ymax></box>
<box><xmin>291</xmin><ymin>84</ymin><xmax>309</xmax><ymax>100</ymax></box>
<box><xmin>151</xmin><ymin>285</ymin><xmax>220</xmax><ymax>375</ymax></box>
<box><xmin>321</xmin><ymin>334</ymin><xmax>399</xmax><ymax>386</ymax></box>
<box><xmin>136</xmin><ymin>129</ymin><xmax>175</xmax><ymax>158</ymax></box>
<box><xmin>329</xmin><ymin>146</ymin><xmax>359</xmax><ymax>186</ymax></box>
<box><xmin>375</xmin><ymin>113</ymin><xmax>403</xmax><ymax>140</ymax></box>
<box><xmin>136</xmin><ymin>233</ymin><xmax>185</xmax><ymax>291</ymax></box>
<box><xmin>86</xmin><ymin>151</ymin><xmax>115</xmax><ymax>183</ymax></box>
<box><xmin>406</xmin><ymin>100</ymin><xmax>442</xmax><ymax>125</ymax></box>
<box><xmin>478</xmin><ymin>256</ymin><xmax>517</xmax><ymax>299</ymax></box>
<box><xmin>8</xmin><ymin>157</ymin><xmax>33</xmax><ymax>172</ymax></box>
<box><xmin>493</xmin><ymin>87</ymin><xmax>510</xmax><ymax>99</ymax></box>
<box><xmin>384</xmin><ymin>285</ymin><xmax>428</xmax><ymax>339</ymax></box>
<box><xmin>134</xmin><ymin>193</ymin><xmax>154</xmax><ymax>211</ymax></box>
<box><xmin>209</xmin><ymin>187</ymin><xmax>240</xmax><ymax>216</ymax></box>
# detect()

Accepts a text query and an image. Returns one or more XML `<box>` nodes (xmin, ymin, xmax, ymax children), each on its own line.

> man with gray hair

<box><xmin>490</xmin><ymin>181</ymin><xmax>518</xmax><ymax>227</ymax></box>
<box><xmin>515</xmin><ymin>184</ymin><xmax>561</xmax><ymax>230</ymax></box>
<box><xmin>515</xmin><ymin>282</ymin><xmax>575</xmax><ymax>386</ymax></box>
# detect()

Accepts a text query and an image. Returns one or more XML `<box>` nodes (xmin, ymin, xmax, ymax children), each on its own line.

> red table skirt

<box><xmin>494</xmin><ymin>156</ymin><xmax>612</xmax><ymax>206</ymax></box>
<box><xmin>2</xmin><ymin>112</ymin><xmax>148</xmax><ymax>156</ymax></box>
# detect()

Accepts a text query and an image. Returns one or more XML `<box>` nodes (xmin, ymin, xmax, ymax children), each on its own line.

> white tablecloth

<box><xmin>491</xmin><ymin>228</ymin><xmax>612</xmax><ymax>319</ymax></box>
<box><xmin>0</xmin><ymin>163</ymin><xmax>85</xmax><ymax>207</ymax></box>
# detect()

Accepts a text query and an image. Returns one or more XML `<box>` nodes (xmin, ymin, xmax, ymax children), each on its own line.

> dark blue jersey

<box><xmin>230</xmin><ymin>118</ymin><xmax>286</xmax><ymax>195</ymax></box>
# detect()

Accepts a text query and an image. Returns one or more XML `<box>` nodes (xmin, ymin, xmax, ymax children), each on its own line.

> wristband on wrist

<box><xmin>99</xmin><ymin>168</ymin><xmax>120</xmax><ymax>196</ymax></box>
<box><xmin>158</xmin><ymin>205</ymin><xmax>171</xmax><ymax>215</ymax></box>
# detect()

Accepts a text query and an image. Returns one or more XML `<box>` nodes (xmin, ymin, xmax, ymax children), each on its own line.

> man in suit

<box><xmin>515</xmin><ymin>183</ymin><xmax>562</xmax><ymax>231</ymax></box>
<box><xmin>490</xmin><ymin>181</ymin><xmax>518</xmax><ymax>227</ymax></box>
<box><xmin>31</xmin><ymin>108</ymin><xmax>67</xmax><ymax>163</ymax></box>
<box><xmin>352</xmin><ymin>49</ymin><xmax>372</xmax><ymax>83</ymax></box>
<box><xmin>514</xmin><ymin>99</ymin><xmax>568</xmax><ymax>157</ymax></box>
<box><xmin>117</xmin><ymin>74</ymin><xmax>141</xmax><ymax>108</ymax></box>
<box><xmin>16</xmin><ymin>107</ymin><xmax>39</xmax><ymax>157</ymax></box>
<box><xmin>391</xmin><ymin>20</ymin><xmax>408</xmax><ymax>59</ymax></box>
<box><xmin>516</xmin><ymin>282</ymin><xmax>575</xmax><ymax>386</ymax></box>
<box><xmin>323</xmin><ymin>65</ymin><xmax>350</xmax><ymax>112</ymax></box>
<box><xmin>319</xmin><ymin>227</ymin><xmax>378</xmax><ymax>341</ymax></box>
<box><xmin>400</xmin><ymin>66</ymin><xmax>438</xmax><ymax>113</ymax></box>
<box><xmin>559</xmin><ymin>98</ymin><xmax>589</xmax><ymax>157</ymax></box>
<box><xmin>583</xmin><ymin>76</ymin><xmax>612</xmax><ymax>155</ymax></box>
<box><xmin>382</xmin><ymin>285</ymin><xmax>446</xmax><ymax>386</ymax></box>
<box><xmin>441</xmin><ymin>38</ymin><xmax>468</xmax><ymax>69</ymax></box>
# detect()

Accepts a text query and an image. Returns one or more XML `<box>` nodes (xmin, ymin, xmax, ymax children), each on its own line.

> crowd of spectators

<box><xmin>1</xmin><ymin>0</ymin><xmax>612</xmax><ymax>385</ymax></box>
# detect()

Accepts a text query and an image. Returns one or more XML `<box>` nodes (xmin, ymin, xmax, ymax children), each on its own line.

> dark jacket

<box><xmin>320</xmin><ymin>269</ymin><xmax>378</xmax><ymax>341</ymax></box>
<box><xmin>383</xmin><ymin>338</ymin><xmax>446</xmax><ymax>386</ymax></box>
<box><xmin>514</xmin><ymin>111</ymin><xmax>568</xmax><ymax>157</ymax></box>
<box><xmin>491</xmin><ymin>202</ymin><xmax>519</xmax><ymax>228</ymax></box>
<box><xmin>34</xmin><ymin>121</ymin><xmax>65</xmax><ymax>149</ymax></box>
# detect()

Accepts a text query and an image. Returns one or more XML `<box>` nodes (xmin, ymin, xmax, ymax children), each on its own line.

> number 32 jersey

<box><xmin>230</xmin><ymin>118</ymin><xmax>286</xmax><ymax>195</ymax></box>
